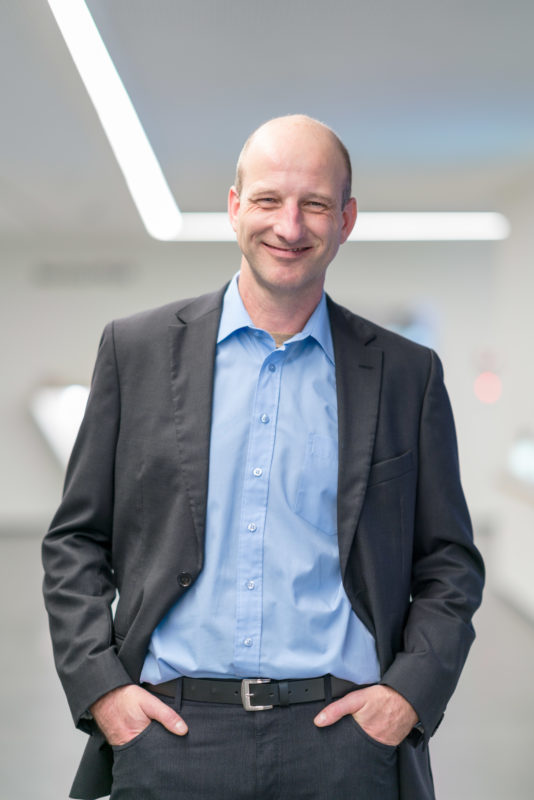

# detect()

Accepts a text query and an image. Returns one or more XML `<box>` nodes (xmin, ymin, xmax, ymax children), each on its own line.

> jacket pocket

<box><xmin>367</xmin><ymin>450</ymin><xmax>414</xmax><ymax>488</ymax></box>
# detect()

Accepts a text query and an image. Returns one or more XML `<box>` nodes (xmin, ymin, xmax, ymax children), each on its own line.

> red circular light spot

<box><xmin>474</xmin><ymin>371</ymin><xmax>502</xmax><ymax>404</ymax></box>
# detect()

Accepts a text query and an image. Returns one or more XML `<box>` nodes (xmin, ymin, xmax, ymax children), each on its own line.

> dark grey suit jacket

<box><xmin>42</xmin><ymin>286</ymin><xmax>484</xmax><ymax>799</ymax></box>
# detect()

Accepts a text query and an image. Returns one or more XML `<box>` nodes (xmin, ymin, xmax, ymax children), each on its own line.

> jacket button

<box><xmin>178</xmin><ymin>572</ymin><xmax>193</xmax><ymax>588</ymax></box>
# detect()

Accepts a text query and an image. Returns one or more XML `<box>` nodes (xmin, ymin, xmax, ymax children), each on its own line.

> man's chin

<box><xmin>256</xmin><ymin>271</ymin><xmax>325</xmax><ymax>298</ymax></box>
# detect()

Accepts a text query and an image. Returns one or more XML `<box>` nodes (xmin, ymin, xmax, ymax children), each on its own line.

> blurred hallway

<box><xmin>1</xmin><ymin>529</ymin><xmax>532</xmax><ymax>800</ymax></box>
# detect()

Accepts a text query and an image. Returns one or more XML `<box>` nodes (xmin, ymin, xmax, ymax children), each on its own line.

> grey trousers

<box><xmin>110</xmin><ymin>681</ymin><xmax>399</xmax><ymax>800</ymax></box>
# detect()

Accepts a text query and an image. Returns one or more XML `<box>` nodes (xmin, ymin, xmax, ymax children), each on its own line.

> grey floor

<box><xmin>1</xmin><ymin>531</ymin><xmax>532</xmax><ymax>799</ymax></box>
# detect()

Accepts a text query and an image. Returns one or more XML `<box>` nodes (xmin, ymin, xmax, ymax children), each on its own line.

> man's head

<box><xmin>228</xmin><ymin>115</ymin><xmax>357</xmax><ymax>304</ymax></box>
<box><xmin>235</xmin><ymin>115</ymin><xmax>353</xmax><ymax>210</ymax></box>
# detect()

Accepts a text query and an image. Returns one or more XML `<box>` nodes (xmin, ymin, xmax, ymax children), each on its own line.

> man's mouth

<box><xmin>263</xmin><ymin>243</ymin><xmax>312</xmax><ymax>255</ymax></box>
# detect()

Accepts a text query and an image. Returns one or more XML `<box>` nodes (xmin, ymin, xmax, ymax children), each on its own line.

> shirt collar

<box><xmin>217</xmin><ymin>273</ymin><xmax>335</xmax><ymax>365</ymax></box>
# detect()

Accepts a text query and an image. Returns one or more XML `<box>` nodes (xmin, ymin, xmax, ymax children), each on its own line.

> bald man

<box><xmin>43</xmin><ymin>115</ymin><xmax>484</xmax><ymax>800</ymax></box>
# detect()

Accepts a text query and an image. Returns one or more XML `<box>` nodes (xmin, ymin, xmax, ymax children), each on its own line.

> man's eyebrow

<box><xmin>248</xmin><ymin>188</ymin><xmax>336</xmax><ymax>204</ymax></box>
<box><xmin>303</xmin><ymin>193</ymin><xmax>335</xmax><ymax>204</ymax></box>
<box><xmin>248</xmin><ymin>186</ymin><xmax>279</xmax><ymax>196</ymax></box>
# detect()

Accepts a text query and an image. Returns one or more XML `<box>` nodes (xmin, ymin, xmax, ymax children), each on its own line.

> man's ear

<box><xmin>340</xmin><ymin>197</ymin><xmax>357</xmax><ymax>244</ymax></box>
<box><xmin>228</xmin><ymin>186</ymin><xmax>241</xmax><ymax>232</ymax></box>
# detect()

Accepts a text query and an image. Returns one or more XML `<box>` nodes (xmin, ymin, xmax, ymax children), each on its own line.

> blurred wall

<box><xmin>491</xmin><ymin>169</ymin><xmax>534</xmax><ymax>618</ymax></box>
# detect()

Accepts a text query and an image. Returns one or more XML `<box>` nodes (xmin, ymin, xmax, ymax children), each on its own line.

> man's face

<box><xmin>228</xmin><ymin>122</ymin><xmax>357</xmax><ymax>299</ymax></box>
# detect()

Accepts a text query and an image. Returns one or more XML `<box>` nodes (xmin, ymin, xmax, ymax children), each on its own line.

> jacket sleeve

<box><xmin>380</xmin><ymin>349</ymin><xmax>485</xmax><ymax>741</ymax></box>
<box><xmin>42</xmin><ymin>322</ymin><xmax>132</xmax><ymax>729</ymax></box>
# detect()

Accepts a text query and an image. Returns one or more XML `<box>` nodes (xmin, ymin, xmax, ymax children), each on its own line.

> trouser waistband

<box><xmin>143</xmin><ymin>675</ymin><xmax>366</xmax><ymax>711</ymax></box>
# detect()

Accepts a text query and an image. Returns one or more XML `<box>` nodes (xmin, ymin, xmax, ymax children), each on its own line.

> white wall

<box><xmin>490</xmin><ymin>170</ymin><xmax>534</xmax><ymax>619</ymax></box>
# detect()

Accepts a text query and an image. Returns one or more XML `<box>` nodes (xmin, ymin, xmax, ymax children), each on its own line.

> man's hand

<box><xmin>313</xmin><ymin>684</ymin><xmax>418</xmax><ymax>747</ymax></box>
<box><xmin>90</xmin><ymin>684</ymin><xmax>188</xmax><ymax>746</ymax></box>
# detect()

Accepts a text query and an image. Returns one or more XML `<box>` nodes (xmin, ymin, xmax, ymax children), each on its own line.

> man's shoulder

<box><xmin>327</xmin><ymin>295</ymin><xmax>432</xmax><ymax>362</ymax></box>
<box><xmin>109</xmin><ymin>285</ymin><xmax>227</xmax><ymax>338</ymax></box>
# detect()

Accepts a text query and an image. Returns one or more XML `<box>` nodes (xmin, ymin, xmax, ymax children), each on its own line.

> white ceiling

<box><xmin>2</xmin><ymin>0</ymin><xmax>534</xmax><ymax>242</ymax></box>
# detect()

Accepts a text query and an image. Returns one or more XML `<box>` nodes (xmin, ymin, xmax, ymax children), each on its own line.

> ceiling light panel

<box><xmin>47</xmin><ymin>0</ymin><xmax>182</xmax><ymax>240</ymax></box>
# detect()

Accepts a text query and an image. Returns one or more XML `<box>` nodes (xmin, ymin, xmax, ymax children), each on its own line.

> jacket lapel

<box><xmin>328</xmin><ymin>298</ymin><xmax>383</xmax><ymax>577</ymax></box>
<box><xmin>168</xmin><ymin>287</ymin><xmax>226</xmax><ymax>553</ymax></box>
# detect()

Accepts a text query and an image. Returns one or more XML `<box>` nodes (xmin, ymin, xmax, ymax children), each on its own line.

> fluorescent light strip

<box><xmin>348</xmin><ymin>212</ymin><xmax>510</xmax><ymax>241</ymax></box>
<box><xmin>174</xmin><ymin>212</ymin><xmax>510</xmax><ymax>242</ymax></box>
<box><xmin>47</xmin><ymin>0</ymin><xmax>182</xmax><ymax>241</ymax></box>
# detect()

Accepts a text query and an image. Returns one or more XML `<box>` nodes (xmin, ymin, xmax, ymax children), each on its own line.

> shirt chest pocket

<box><xmin>293</xmin><ymin>433</ymin><xmax>338</xmax><ymax>535</ymax></box>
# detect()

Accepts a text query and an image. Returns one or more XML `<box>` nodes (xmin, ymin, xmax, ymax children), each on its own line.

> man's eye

<box><xmin>306</xmin><ymin>201</ymin><xmax>327</xmax><ymax>210</ymax></box>
<box><xmin>257</xmin><ymin>197</ymin><xmax>276</xmax><ymax>204</ymax></box>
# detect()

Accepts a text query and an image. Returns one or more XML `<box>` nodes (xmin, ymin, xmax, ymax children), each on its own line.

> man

<box><xmin>43</xmin><ymin>115</ymin><xmax>484</xmax><ymax>799</ymax></box>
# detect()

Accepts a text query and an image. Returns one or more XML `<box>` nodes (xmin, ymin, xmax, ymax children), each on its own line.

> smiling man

<box><xmin>43</xmin><ymin>115</ymin><xmax>484</xmax><ymax>800</ymax></box>
<box><xmin>230</xmin><ymin>116</ymin><xmax>355</xmax><ymax>312</ymax></box>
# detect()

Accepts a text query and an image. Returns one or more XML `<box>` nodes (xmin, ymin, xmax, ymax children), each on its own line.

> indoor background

<box><xmin>1</xmin><ymin>1</ymin><xmax>533</xmax><ymax>798</ymax></box>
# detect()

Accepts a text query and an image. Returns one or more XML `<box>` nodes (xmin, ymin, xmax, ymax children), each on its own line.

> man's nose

<box><xmin>272</xmin><ymin>202</ymin><xmax>305</xmax><ymax>243</ymax></box>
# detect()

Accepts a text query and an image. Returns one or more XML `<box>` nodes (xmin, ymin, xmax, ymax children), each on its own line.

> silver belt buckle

<box><xmin>241</xmin><ymin>678</ymin><xmax>273</xmax><ymax>711</ymax></box>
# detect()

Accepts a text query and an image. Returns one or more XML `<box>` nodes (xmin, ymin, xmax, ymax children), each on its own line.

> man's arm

<box><xmin>42</xmin><ymin>323</ymin><xmax>189</xmax><ymax>742</ymax></box>
<box><xmin>315</xmin><ymin>349</ymin><xmax>484</xmax><ymax>742</ymax></box>
<box><xmin>42</xmin><ymin>323</ymin><xmax>130</xmax><ymax>727</ymax></box>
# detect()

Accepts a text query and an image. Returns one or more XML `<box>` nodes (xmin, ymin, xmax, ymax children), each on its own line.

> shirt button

<box><xmin>247</xmin><ymin>523</ymin><xmax>257</xmax><ymax>532</ymax></box>
<box><xmin>247</xmin><ymin>581</ymin><xmax>255</xmax><ymax>590</ymax></box>
<box><xmin>268</xmin><ymin>364</ymin><xmax>276</xmax><ymax>372</ymax></box>
<box><xmin>178</xmin><ymin>572</ymin><xmax>192</xmax><ymax>588</ymax></box>
<box><xmin>253</xmin><ymin>467</ymin><xmax>263</xmax><ymax>477</ymax></box>
<box><xmin>244</xmin><ymin>638</ymin><xmax>253</xmax><ymax>647</ymax></box>
<box><xmin>260</xmin><ymin>414</ymin><xmax>270</xmax><ymax>424</ymax></box>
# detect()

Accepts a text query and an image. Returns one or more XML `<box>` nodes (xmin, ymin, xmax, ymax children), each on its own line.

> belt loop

<box><xmin>173</xmin><ymin>676</ymin><xmax>183</xmax><ymax>712</ymax></box>
<box><xmin>278</xmin><ymin>680</ymin><xmax>290</xmax><ymax>707</ymax></box>
<box><xmin>324</xmin><ymin>674</ymin><xmax>333</xmax><ymax>704</ymax></box>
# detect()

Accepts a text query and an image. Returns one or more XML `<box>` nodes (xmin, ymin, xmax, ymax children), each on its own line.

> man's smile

<box><xmin>262</xmin><ymin>242</ymin><xmax>313</xmax><ymax>257</ymax></box>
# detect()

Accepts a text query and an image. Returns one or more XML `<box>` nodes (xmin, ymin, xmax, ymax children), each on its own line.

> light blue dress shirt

<box><xmin>140</xmin><ymin>275</ymin><xmax>380</xmax><ymax>684</ymax></box>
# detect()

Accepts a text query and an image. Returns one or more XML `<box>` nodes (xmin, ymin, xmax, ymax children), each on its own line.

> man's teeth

<box><xmin>265</xmin><ymin>243</ymin><xmax>309</xmax><ymax>252</ymax></box>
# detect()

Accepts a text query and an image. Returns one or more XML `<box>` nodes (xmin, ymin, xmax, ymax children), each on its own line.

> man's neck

<box><xmin>237</xmin><ymin>269</ymin><xmax>324</xmax><ymax>336</ymax></box>
<box><xmin>271</xmin><ymin>332</ymin><xmax>294</xmax><ymax>347</ymax></box>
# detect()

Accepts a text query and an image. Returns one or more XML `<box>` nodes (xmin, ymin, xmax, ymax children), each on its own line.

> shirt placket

<box><xmin>233</xmin><ymin>346</ymin><xmax>285</xmax><ymax>675</ymax></box>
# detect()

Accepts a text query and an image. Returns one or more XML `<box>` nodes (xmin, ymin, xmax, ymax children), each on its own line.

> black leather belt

<box><xmin>143</xmin><ymin>675</ymin><xmax>362</xmax><ymax>711</ymax></box>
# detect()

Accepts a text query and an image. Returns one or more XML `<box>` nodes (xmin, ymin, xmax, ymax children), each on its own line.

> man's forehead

<box><xmin>244</xmin><ymin>173</ymin><xmax>339</xmax><ymax>199</ymax></box>
<box><xmin>241</xmin><ymin>132</ymin><xmax>344</xmax><ymax>186</ymax></box>
<box><xmin>249</xmin><ymin>121</ymin><xmax>338</xmax><ymax>161</ymax></box>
